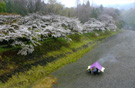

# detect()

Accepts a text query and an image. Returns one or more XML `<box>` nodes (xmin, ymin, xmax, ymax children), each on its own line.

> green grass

<box><xmin>0</xmin><ymin>30</ymin><xmax>120</xmax><ymax>88</ymax></box>
<box><xmin>0</xmin><ymin>45</ymin><xmax>19</xmax><ymax>55</ymax></box>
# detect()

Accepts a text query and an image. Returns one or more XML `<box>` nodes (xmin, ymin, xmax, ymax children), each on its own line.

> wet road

<box><xmin>52</xmin><ymin>30</ymin><xmax>135</xmax><ymax>88</ymax></box>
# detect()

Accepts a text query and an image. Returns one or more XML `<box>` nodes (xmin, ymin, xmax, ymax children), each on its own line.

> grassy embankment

<box><xmin>0</xmin><ymin>30</ymin><xmax>120</xmax><ymax>88</ymax></box>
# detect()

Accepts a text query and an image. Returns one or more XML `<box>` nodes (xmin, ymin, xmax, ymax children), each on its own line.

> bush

<box><xmin>0</xmin><ymin>2</ymin><xmax>6</xmax><ymax>13</ymax></box>
<box><xmin>68</xmin><ymin>34</ymin><xmax>81</xmax><ymax>42</ymax></box>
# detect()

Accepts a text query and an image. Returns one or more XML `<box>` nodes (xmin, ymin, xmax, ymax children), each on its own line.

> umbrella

<box><xmin>87</xmin><ymin>61</ymin><xmax>105</xmax><ymax>72</ymax></box>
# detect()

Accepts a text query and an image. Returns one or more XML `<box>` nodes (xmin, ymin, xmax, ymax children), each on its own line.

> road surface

<box><xmin>52</xmin><ymin>30</ymin><xmax>135</xmax><ymax>88</ymax></box>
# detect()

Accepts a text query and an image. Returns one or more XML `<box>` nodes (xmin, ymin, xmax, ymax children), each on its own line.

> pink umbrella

<box><xmin>87</xmin><ymin>61</ymin><xmax>105</xmax><ymax>72</ymax></box>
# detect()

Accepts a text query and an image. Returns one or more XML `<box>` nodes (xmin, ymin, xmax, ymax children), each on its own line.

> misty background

<box><xmin>0</xmin><ymin>0</ymin><xmax>135</xmax><ymax>30</ymax></box>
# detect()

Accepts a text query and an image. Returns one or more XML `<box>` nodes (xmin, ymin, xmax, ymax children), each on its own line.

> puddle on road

<box><xmin>98</xmin><ymin>54</ymin><xmax>118</xmax><ymax>64</ymax></box>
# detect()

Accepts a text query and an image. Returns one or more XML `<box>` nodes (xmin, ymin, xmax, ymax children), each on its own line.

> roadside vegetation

<box><xmin>0</xmin><ymin>30</ymin><xmax>120</xmax><ymax>88</ymax></box>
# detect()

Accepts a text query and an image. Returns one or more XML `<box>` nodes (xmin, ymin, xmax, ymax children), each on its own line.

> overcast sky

<box><xmin>58</xmin><ymin>0</ymin><xmax>135</xmax><ymax>7</ymax></box>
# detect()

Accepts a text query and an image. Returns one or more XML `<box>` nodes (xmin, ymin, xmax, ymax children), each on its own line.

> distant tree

<box><xmin>48</xmin><ymin>0</ymin><xmax>57</xmax><ymax>4</ymax></box>
<box><xmin>99</xmin><ymin>5</ymin><xmax>103</xmax><ymax>14</ymax></box>
<box><xmin>63</xmin><ymin>7</ymin><xmax>75</xmax><ymax>17</ymax></box>
<box><xmin>75</xmin><ymin>0</ymin><xmax>80</xmax><ymax>17</ymax></box>
<box><xmin>122</xmin><ymin>8</ymin><xmax>135</xmax><ymax>30</ymax></box>
<box><xmin>45</xmin><ymin>0</ymin><xmax>57</xmax><ymax>14</ymax></box>
<box><xmin>27</xmin><ymin>0</ymin><xmax>43</xmax><ymax>13</ymax></box>
<box><xmin>102</xmin><ymin>8</ymin><xmax>120</xmax><ymax>20</ymax></box>
<box><xmin>77</xmin><ymin>5</ymin><xmax>91</xmax><ymax>22</ymax></box>
<box><xmin>0</xmin><ymin>1</ymin><xmax>6</xmax><ymax>12</ymax></box>
<box><xmin>86</xmin><ymin>0</ymin><xmax>90</xmax><ymax>7</ymax></box>
<box><xmin>5</xmin><ymin>0</ymin><xmax>12</xmax><ymax>13</ymax></box>
<box><xmin>69</xmin><ymin>7</ymin><xmax>75</xmax><ymax>17</ymax></box>
<box><xmin>90</xmin><ymin>8</ymin><xmax>100</xmax><ymax>18</ymax></box>
<box><xmin>75</xmin><ymin>0</ymin><xmax>92</xmax><ymax>23</ymax></box>
<box><xmin>83</xmin><ymin>0</ymin><xmax>88</xmax><ymax>5</ymax></box>
<box><xmin>54</xmin><ymin>3</ymin><xmax>64</xmax><ymax>15</ymax></box>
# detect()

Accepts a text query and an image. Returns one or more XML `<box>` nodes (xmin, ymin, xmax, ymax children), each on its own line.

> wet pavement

<box><xmin>52</xmin><ymin>30</ymin><xmax>135</xmax><ymax>88</ymax></box>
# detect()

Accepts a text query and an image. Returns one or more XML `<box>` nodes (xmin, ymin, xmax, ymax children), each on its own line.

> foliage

<box><xmin>68</xmin><ymin>34</ymin><xmax>82</xmax><ymax>42</ymax></box>
<box><xmin>0</xmin><ymin>1</ymin><xmax>6</xmax><ymax>12</ymax></box>
<box><xmin>121</xmin><ymin>8</ymin><xmax>135</xmax><ymax>30</ymax></box>
<box><xmin>0</xmin><ymin>14</ymin><xmax>81</xmax><ymax>55</ymax></box>
<box><xmin>4</xmin><ymin>0</ymin><xmax>44</xmax><ymax>16</ymax></box>
<box><xmin>3</xmin><ymin>0</ymin><xmax>75</xmax><ymax>17</ymax></box>
<box><xmin>101</xmin><ymin>7</ymin><xmax>123</xmax><ymax>28</ymax></box>
<box><xmin>75</xmin><ymin>3</ymin><xmax>91</xmax><ymax>23</ymax></box>
<box><xmin>90</xmin><ymin>8</ymin><xmax>100</xmax><ymax>18</ymax></box>
<box><xmin>0</xmin><ymin>14</ymin><xmax>117</xmax><ymax>55</ymax></box>
<box><xmin>0</xmin><ymin>0</ymin><xmax>122</xmax><ymax>26</ymax></box>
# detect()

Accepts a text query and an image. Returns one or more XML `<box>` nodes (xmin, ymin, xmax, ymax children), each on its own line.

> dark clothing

<box><xmin>93</xmin><ymin>68</ymin><xmax>99</xmax><ymax>74</ymax></box>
